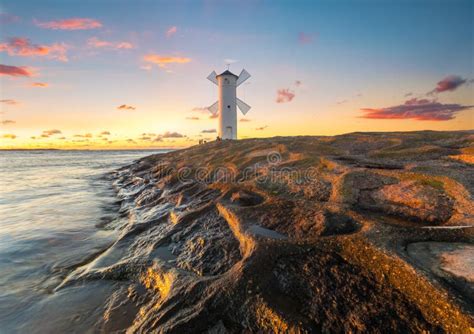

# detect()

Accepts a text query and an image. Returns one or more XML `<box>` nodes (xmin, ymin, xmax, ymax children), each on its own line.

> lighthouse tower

<box><xmin>207</xmin><ymin>68</ymin><xmax>251</xmax><ymax>140</ymax></box>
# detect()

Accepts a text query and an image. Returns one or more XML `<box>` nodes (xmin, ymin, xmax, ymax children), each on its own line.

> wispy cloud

<box><xmin>0</xmin><ymin>99</ymin><xmax>19</xmax><ymax>105</ymax></box>
<box><xmin>0</xmin><ymin>64</ymin><xmax>34</xmax><ymax>77</ymax></box>
<box><xmin>2</xmin><ymin>134</ymin><xmax>16</xmax><ymax>139</ymax></box>
<box><xmin>192</xmin><ymin>106</ymin><xmax>209</xmax><ymax>113</ymax></box>
<box><xmin>256</xmin><ymin>125</ymin><xmax>268</xmax><ymax>130</ymax></box>
<box><xmin>142</xmin><ymin>132</ymin><xmax>156</xmax><ymax>137</ymax></box>
<box><xmin>143</xmin><ymin>54</ymin><xmax>191</xmax><ymax>68</ymax></box>
<box><xmin>117</xmin><ymin>104</ymin><xmax>136</xmax><ymax>111</ymax></box>
<box><xmin>201</xmin><ymin>129</ymin><xmax>216</xmax><ymax>133</ymax></box>
<box><xmin>1</xmin><ymin>119</ymin><xmax>15</xmax><ymax>125</ymax></box>
<box><xmin>73</xmin><ymin>133</ymin><xmax>92</xmax><ymax>138</ymax></box>
<box><xmin>162</xmin><ymin>131</ymin><xmax>184</xmax><ymax>138</ymax></box>
<box><xmin>99</xmin><ymin>131</ymin><xmax>110</xmax><ymax>136</ymax></box>
<box><xmin>186</xmin><ymin>116</ymin><xmax>200</xmax><ymax>120</ymax></box>
<box><xmin>224</xmin><ymin>58</ymin><xmax>238</xmax><ymax>64</ymax></box>
<box><xmin>240</xmin><ymin>118</ymin><xmax>251</xmax><ymax>122</ymax></box>
<box><xmin>41</xmin><ymin>129</ymin><xmax>62</xmax><ymax>137</ymax></box>
<box><xmin>137</xmin><ymin>133</ymin><xmax>157</xmax><ymax>141</ymax></box>
<box><xmin>360</xmin><ymin>98</ymin><xmax>473</xmax><ymax>121</ymax></box>
<box><xmin>298</xmin><ymin>32</ymin><xmax>314</xmax><ymax>44</ymax></box>
<box><xmin>166</xmin><ymin>26</ymin><xmax>177</xmax><ymax>38</ymax></box>
<box><xmin>35</xmin><ymin>18</ymin><xmax>102</xmax><ymax>30</ymax></box>
<box><xmin>0</xmin><ymin>13</ymin><xmax>20</xmax><ymax>25</ymax></box>
<box><xmin>429</xmin><ymin>75</ymin><xmax>467</xmax><ymax>94</ymax></box>
<box><xmin>335</xmin><ymin>92</ymin><xmax>362</xmax><ymax>105</ymax></box>
<box><xmin>0</xmin><ymin>37</ymin><xmax>68</xmax><ymax>61</ymax></box>
<box><xmin>140</xmin><ymin>65</ymin><xmax>152</xmax><ymax>71</ymax></box>
<box><xmin>137</xmin><ymin>131</ymin><xmax>184</xmax><ymax>142</ymax></box>
<box><xmin>31</xmin><ymin>82</ymin><xmax>48</xmax><ymax>88</ymax></box>
<box><xmin>87</xmin><ymin>37</ymin><xmax>133</xmax><ymax>50</ymax></box>
<box><xmin>276</xmin><ymin>88</ymin><xmax>295</xmax><ymax>103</ymax></box>
<box><xmin>138</xmin><ymin>131</ymin><xmax>185</xmax><ymax>142</ymax></box>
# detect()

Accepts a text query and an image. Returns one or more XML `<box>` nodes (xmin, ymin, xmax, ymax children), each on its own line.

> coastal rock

<box><xmin>230</xmin><ymin>190</ymin><xmax>264</xmax><ymax>207</ymax></box>
<box><xmin>56</xmin><ymin>131</ymin><xmax>474</xmax><ymax>332</ymax></box>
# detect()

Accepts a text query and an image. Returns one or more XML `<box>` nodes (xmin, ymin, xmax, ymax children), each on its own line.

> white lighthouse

<box><xmin>207</xmin><ymin>68</ymin><xmax>251</xmax><ymax>139</ymax></box>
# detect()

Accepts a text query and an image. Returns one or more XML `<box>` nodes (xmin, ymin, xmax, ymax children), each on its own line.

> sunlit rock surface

<box><xmin>55</xmin><ymin>131</ymin><xmax>474</xmax><ymax>332</ymax></box>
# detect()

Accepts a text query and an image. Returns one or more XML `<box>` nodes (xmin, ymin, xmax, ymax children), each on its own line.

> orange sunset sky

<box><xmin>1</xmin><ymin>0</ymin><xmax>473</xmax><ymax>149</ymax></box>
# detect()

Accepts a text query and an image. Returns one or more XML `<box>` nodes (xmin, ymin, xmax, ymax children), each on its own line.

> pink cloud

<box><xmin>240</xmin><ymin>118</ymin><xmax>251</xmax><ymax>122</ymax></box>
<box><xmin>115</xmin><ymin>42</ymin><xmax>133</xmax><ymax>49</ymax></box>
<box><xmin>0</xmin><ymin>64</ymin><xmax>33</xmax><ymax>77</ymax></box>
<box><xmin>430</xmin><ymin>75</ymin><xmax>467</xmax><ymax>94</ymax></box>
<box><xmin>276</xmin><ymin>88</ymin><xmax>295</xmax><ymax>103</ymax></box>
<box><xmin>166</xmin><ymin>26</ymin><xmax>177</xmax><ymax>38</ymax></box>
<box><xmin>0</xmin><ymin>37</ymin><xmax>68</xmax><ymax>61</ymax></box>
<box><xmin>35</xmin><ymin>18</ymin><xmax>102</xmax><ymax>30</ymax></box>
<box><xmin>360</xmin><ymin>98</ymin><xmax>473</xmax><ymax>121</ymax></box>
<box><xmin>143</xmin><ymin>54</ymin><xmax>191</xmax><ymax>68</ymax></box>
<box><xmin>298</xmin><ymin>32</ymin><xmax>313</xmax><ymax>44</ymax></box>
<box><xmin>87</xmin><ymin>37</ymin><xmax>133</xmax><ymax>50</ymax></box>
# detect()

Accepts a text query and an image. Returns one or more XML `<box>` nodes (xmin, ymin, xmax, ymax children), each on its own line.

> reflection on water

<box><xmin>0</xmin><ymin>150</ymin><xmax>166</xmax><ymax>332</ymax></box>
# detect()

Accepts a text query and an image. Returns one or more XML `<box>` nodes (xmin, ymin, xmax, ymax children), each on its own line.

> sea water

<box><xmin>0</xmin><ymin>149</ymin><xmax>167</xmax><ymax>332</ymax></box>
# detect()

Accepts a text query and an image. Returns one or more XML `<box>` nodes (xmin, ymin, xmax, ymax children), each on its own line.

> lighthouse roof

<box><xmin>216</xmin><ymin>70</ymin><xmax>238</xmax><ymax>78</ymax></box>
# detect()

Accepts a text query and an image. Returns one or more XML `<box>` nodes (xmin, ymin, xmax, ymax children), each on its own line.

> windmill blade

<box><xmin>236</xmin><ymin>69</ymin><xmax>251</xmax><ymax>86</ymax></box>
<box><xmin>207</xmin><ymin>101</ymin><xmax>219</xmax><ymax>115</ymax></box>
<box><xmin>207</xmin><ymin>71</ymin><xmax>218</xmax><ymax>85</ymax></box>
<box><xmin>236</xmin><ymin>98</ymin><xmax>251</xmax><ymax>115</ymax></box>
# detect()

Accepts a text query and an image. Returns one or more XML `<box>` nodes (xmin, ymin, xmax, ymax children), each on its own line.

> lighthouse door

<box><xmin>225</xmin><ymin>126</ymin><xmax>233</xmax><ymax>139</ymax></box>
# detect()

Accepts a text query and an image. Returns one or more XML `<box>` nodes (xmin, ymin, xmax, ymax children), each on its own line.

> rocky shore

<box><xmin>56</xmin><ymin>131</ymin><xmax>474</xmax><ymax>332</ymax></box>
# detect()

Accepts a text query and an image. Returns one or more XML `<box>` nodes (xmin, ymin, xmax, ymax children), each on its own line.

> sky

<box><xmin>0</xmin><ymin>0</ymin><xmax>473</xmax><ymax>149</ymax></box>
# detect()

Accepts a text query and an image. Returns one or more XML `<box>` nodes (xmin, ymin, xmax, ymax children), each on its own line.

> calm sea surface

<box><xmin>0</xmin><ymin>150</ymin><xmax>167</xmax><ymax>332</ymax></box>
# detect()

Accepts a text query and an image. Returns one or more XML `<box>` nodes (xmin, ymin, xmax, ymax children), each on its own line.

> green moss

<box><xmin>398</xmin><ymin>173</ymin><xmax>445</xmax><ymax>191</ymax></box>
<box><xmin>417</xmin><ymin>178</ymin><xmax>444</xmax><ymax>190</ymax></box>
